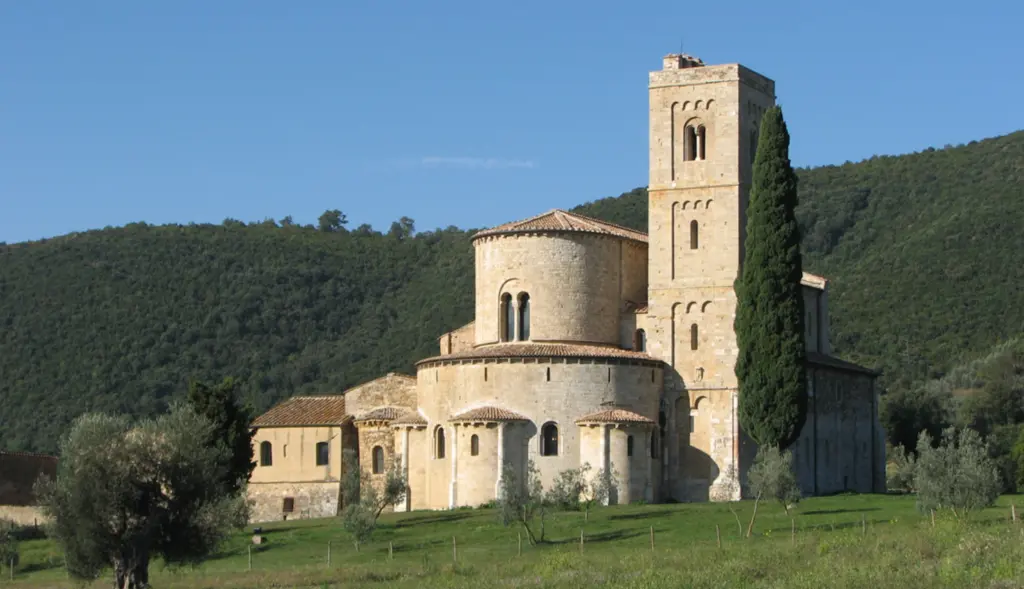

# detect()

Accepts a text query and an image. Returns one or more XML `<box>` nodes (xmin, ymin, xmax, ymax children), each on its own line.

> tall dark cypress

<box><xmin>186</xmin><ymin>377</ymin><xmax>256</xmax><ymax>494</ymax></box>
<box><xmin>735</xmin><ymin>106</ymin><xmax>807</xmax><ymax>449</ymax></box>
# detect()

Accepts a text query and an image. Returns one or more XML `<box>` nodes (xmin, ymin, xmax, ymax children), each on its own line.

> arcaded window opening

<box><xmin>690</xmin><ymin>323</ymin><xmax>699</xmax><ymax>350</ymax></box>
<box><xmin>435</xmin><ymin>426</ymin><xmax>446</xmax><ymax>459</ymax></box>
<box><xmin>471</xmin><ymin>434</ymin><xmax>480</xmax><ymax>456</ymax></box>
<box><xmin>371</xmin><ymin>445</ymin><xmax>384</xmax><ymax>474</ymax></box>
<box><xmin>634</xmin><ymin>328</ymin><xmax>647</xmax><ymax>352</ymax></box>
<box><xmin>540</xmin><ymin>422</ymin><xmax>559</xmax><ymax>456</ymax></box>
<box><xmin>315</xmin><ymin>441</ymin><xmax>329</xmax><ymax>466</ymax></box>
<box><xmin>684</xmin><ymin>125</ymin><xmax>697</xmax><ymax>161</ymax></box>
<box><xmin>697</xmin><ymin>125</ymin><xmax>706</xmax><ymax>160</ymax></box>
<box><xmin>260</xmin><ymin>441</ymin><xmax>273</xmax><ymax>467</ymax></box>
<box><xmin>690</xmin><ymin>220</ymin><xmax>699</xmax><ymax>249</ymax></box>
<box><xmin>627</xmin><ymin>435</ymin><xmax>634</xmax><ymax>457</ymax></box>
<box><xmin>500</xmin><ymin>293</ymin><xmax>514</xmax><ymax>342</ymax></box>
<box><xmin>517</xmin><ymin>293</ymin><xmax>531</xmax><ymax>340</ymax></box>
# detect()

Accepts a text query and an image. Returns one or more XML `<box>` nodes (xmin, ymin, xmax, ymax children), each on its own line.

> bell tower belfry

<box><xmin>646</xmin><ymin>54</ymin><xmax>776</xmax><ymax>501</ymax></box>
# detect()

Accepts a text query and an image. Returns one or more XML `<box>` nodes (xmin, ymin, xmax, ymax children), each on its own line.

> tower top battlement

<box><xmin>662</xmin><ymin>53</ymin><xmax>705</xmax><ymax>70</ymax></box>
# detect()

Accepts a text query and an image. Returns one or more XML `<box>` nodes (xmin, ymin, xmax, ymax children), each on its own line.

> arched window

<box><xmin>500</xmin><ymin>293</ymin><xmax>513</xmax><ymax>342</ymax></box>
<box><xmin>540</xmin><ymin>422</ymin><xmax>558</xmax><ymax>456</ymax></box>
<box><xmin>627</xmin><ymin>435</ymin><xmax>634</xmax><ymax>457</ymax></box>
<box><xmin>471</xmin><ymin>434</ymin><xmax>480</xmax><ymax>456</ymax></box>
<box><xmin>435</xmin><ymin>427</ymin><xmax>446</xmax><ymax>459</ymax></box>
<box><xmin>684</xmin><ymin>125</ymin><xmax>697</xmax><ymax>161</ymax></box>
<box><xmin>259</xmin><ymin>441</ymin><xmax>273</xmax><ymax>467</ymax></box>
<box><xmin>690</xmin><ymin>220</ymin><xmax>699</xmax><ymax>249</ymax></box>
<box><xmin>697</xmin><ymin>125</ymin><xmax>707</xmax><ymax>160</ymax></box>
<box><xmin>371</xmin><ymin>446</ymin><xmax>384</xmax><ymax>474</ymax></box>
<box><xmin>517</xmin><ymin>293</ymin><xmax>530</xmax><ymax>341</ymax></box>
<box><xmin>315</xmin><ymin>441</ymin><xmax>329</xmax><ymax>466</ymax></box>
<box><xmin>690</xmin><ymin>323</ymin><xmax>699</xmax><ymax>350</ymax></box>
<box><xmin>634</xmin><ymin>329</ymin><xmax>646</xmax><ymax>352</ymax></box>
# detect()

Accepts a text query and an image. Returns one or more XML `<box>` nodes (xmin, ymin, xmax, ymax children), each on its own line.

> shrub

<box><xmin>886</xmin><ymin>444</ymin><xmax>917</xmax><ymax>493</ymax></box>
<box><xmin>748</xmin><ymin>445</ymin><xmax>802</xmax><ymax>513</ymax></box>
<box><xmin>915</xmin><ymin>427</ymin><xmax>1000</xmax><ymax>520</ymax></box>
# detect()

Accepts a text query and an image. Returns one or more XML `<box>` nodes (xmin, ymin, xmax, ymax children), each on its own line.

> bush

<box><xmin>0</xmin><ymin>525</ymin><xmax>18</xmax><ymax>569</ymax></box>
<box><xmin>748</xmin><ymin>445</ymin><xmax>801</xmax><ymax>514</ymax></box>
<box><xmin>886</xmin><ymin>444</ymin><xmax>917</xmax><ymax>493</ymax></box>
<box><xmin>915</xmin><ymin>427</ymin><xmax>1000</xmax><ymax>520</ymax></box>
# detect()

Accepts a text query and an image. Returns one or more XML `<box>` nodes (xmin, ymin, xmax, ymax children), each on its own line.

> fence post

<box><xmin>579</xmin><ymin>528</ymin><xmax>584</xmax><ymax>554</ymax></box>
<box><xmin>247</xmin><ymin>545</ymin><xmax>252</xmax><ymax>571</ymax></box>
<box><xmin>452</xmin><ymin>536</ymin><xmax>457</xmax><ymax>564</ymax></box>
<box><xmin>518</xmin><ymin>532</ymin><xmax>522</xmax><ymax>557</ymax></box>
<box><xmin>861</xmin><ymin>514</ymin><xmax>866</xmax><ymax>536</ymax></box>
<box><xmin>791</xmin><ymin>518</ymin><xmax>796</xmax><ymax>545</ymax></box>
<box><xmin>327</xmin><ymin>541</ymin><xmax>332</xmax><ymax>567</ymax></box>
<box><xmin>389</xmin><ymin>541</ymin><xmax>394</xmax><ymax>561</ymax></box>
<box><xmin>1012</xmin><ymin>503</ymin><xmax>1017</xmax><ymax>524</ymax></box>
<box><xmin>930</xmin><ymin>509</ymin><xmax>935</xmax><ymax>528</ymax></box>
<box><xmin>650</xmin><ymin>526</ymin><xmax>655</xmax><ymax>551</ymax></box>
<box><xmin>715</xmin><ymin>524</ymin><xmax>721</xmax><ymax>549</ymax></box>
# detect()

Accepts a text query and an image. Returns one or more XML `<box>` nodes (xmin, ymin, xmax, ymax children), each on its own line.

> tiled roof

<box><xmin>355</xmin><ymin>406</ymin><xmax>407</xmax><ymax>422</ymax></box>
<box><xmin>450</xmin><ymin>406</ymin><xmax>529</xmax><ymax>422</ymax></box>
<box><xmin>801</xmin><ymin>272</ymin><xmax>828</xmax><ymax>290</ymax></box>
<box><xmin>417</xmin><ymin>342</ymin><xmax>659</xmax><ymax>365</ymax></box>
<box><xmin>624</xmin><ymin>300</ymin><xmax>648</xmax><ymax>314</ymax></box>
<box><xmin>575</xmin><ymin>408</ymin><xmax>655</xmax><ymax>425</ymax></box>
<box><xmin>473</xmin><ymin>209</ymin><xmax>649</xmax><ymax>244</ymax></box>
<box><xmin>252</xmin><ymin>396</ymin><xmax>349</xmax><ymax>427</ymax></box>
<box><xmin>390</xmin><ymin>411</ymin><xmax>428</xmax><ymax>426</ymax></box>
<box><xmin>807</xmin><ymin>352</ymin><xmax>879</xmax><ymax>376</ymax></box>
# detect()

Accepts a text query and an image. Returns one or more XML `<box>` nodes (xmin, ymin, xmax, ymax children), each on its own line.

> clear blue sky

<box><xmin>1</xmin><ymin>1</ymin><xmax>1021</xmax><ymax>244</ymax></box>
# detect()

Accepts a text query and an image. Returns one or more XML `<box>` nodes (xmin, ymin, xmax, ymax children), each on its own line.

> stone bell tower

<box><xmin>645</xmin><ymin>54</ymin><xmax>776</xmax><ymax>501</ymax></box>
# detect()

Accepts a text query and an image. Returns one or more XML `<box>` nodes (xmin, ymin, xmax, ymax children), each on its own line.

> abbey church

<box><xmin>246</xmin><ymin>54</ymin><xmax>885</xmax><ymax>522</ymax></box>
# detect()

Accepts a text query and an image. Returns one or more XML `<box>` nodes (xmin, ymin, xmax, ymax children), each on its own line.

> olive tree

<box><xmin>915</xmin><ymin>427</ymin><xmax>1000</xmax><ymax>521</ymax></box>
<box><xmin>339</xmin><ymin>450</ymin><xmax>407</xmax><ymax>549</ymax></box>
<box><xmin>746</xmin><ymin>445</ymin><xmax>801</xmax><ymax>537</ymax></box>
<box><xmin>497</xmin><ymin>460</ymin><xmax>547</xmax><ymax>544</ymax></box>
<box><xmin>36</xmin><ymin>405</ymin><xmax>247</xmax><ymax>589</ymax></box>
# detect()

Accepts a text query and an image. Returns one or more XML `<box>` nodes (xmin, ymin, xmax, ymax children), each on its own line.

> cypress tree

<box><xmin>735</xmin><ymin>106</ymin><xmax>808</xmax><ymax>449</ymax></box>
<box><xmin>186</xmin><ymin>377</ymin><xmax>256</xmax><ymax>494</ymax></box>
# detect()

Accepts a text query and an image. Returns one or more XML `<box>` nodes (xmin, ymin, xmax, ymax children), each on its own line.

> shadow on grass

<box><xmin>16</xmin><ymin>561</ymin><xmax>62</xmax><ymax>574</ymax></box>
<box><xmin>608</xmin><ymin>509</ymin><xmax>676</xmax><ymax>521</ymax></box>
<box><xmin>548</xmin><ymin>529</ymin><xmax>646</xmax><ymax>545</ymax></box>
<box><xmin>802</xmin><ymin>507</ymin><xmax>880</xmax><ymax>516</ymax></box>
<box><xmin>395</xmin><ymin>512</ymin><xmax>474</xmax><ymax>528</ymax></box>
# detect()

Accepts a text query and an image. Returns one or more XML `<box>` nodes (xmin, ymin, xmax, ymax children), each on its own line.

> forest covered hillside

<box><xmin>1</xmin><ymin>131</ymin><xmax>1021</xmax><ymax>453</ymax></box>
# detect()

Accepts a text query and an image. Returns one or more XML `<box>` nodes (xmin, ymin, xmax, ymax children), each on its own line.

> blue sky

<box><xmin>1</xmin><ymin>1</ymin><xmax>1021</xmax><ymax>244</ymax></box>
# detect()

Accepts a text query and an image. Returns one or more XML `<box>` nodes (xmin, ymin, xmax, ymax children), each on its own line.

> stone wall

<box><xmin>439</xmin><ymin>322</ymin><xmax>476</xmax><ymax>355</ymax></box>
<box><xmin>248</xmin><ymin>481</ymin><xmax>341</xmax><ymax>523</ymax></box>
<box><xmin>250</xmin><ymin>425</ymin><xmax>345</xmax><ymax>484</ymax></box>
<box><xmin>342</xmin><ymin>373</ymin><xmax>417</xmax><ymax>417</ymax></box>
<box><xmin>415</xmin><ymin>358</ymin><xmax>663</xmax><ymax>509</ymax></box>
<box><xmin>473</xmin><ymin>233</ymin><xmax>648</xmax><ymax>347</ymax></box>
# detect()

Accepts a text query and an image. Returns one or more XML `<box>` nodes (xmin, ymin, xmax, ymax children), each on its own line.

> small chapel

<box><xmin>246</xmin><ymin>53</ymin><xmax>885</xmax><ymax>522</ymax></box>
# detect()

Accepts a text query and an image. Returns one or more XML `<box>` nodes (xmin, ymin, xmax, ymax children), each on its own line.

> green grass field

<box><xmin>7</xmin><ymin>494</ymin><xmax>1024</xmax><ymax>588</ymax></box>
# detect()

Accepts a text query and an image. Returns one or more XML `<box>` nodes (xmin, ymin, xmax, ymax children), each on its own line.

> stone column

<box><xmin>601</xmin><ymin>425</ymin><xmax>611</xmax><ymax>505</ymax></box>
<box><xmin>645</xmin><ymin>428</ymin><xmax>654</xmax><ymax>502</ymax></box>
<box><xmin>512</xmin><ymin>299</ymin><xmax>521</xmax><ymax>342</ymax></box>
<box><xmin>495</xmin><ymin>422</ymin><xmax>505</xmax><ymax>499</ymax></box>
<box><xmin>449</xmin><ymin>425</ymin><xmax>458</xmax><ymax>509</ymax></box>
<box><xmin>401</xmin><ymin>427</ymin><xmax>411</xmax><ymax>512</ymax></box>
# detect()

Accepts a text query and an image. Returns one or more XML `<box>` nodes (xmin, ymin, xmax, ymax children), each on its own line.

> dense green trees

<box><xmin>0</xmin><ymin>132</ymin><xmax>1021</xmax><ymax>453</ymax></box>
<box><xmin>734</xmin><ymin>106</ymin><xmax>807</xmax><ymax>449</ymax></box>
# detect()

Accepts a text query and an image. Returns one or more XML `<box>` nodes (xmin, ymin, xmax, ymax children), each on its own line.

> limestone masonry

<box><xmin>247</xmin><ymin>54</ymin><xmax>885</xmax><ymax>522</ymax></box>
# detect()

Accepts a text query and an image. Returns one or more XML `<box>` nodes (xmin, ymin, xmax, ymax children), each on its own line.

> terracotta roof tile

<box><xmin>575</xmin><ymin>408</ymin><xmax>655</xmax><ymax>425</ymax></box>
<box><xmin>390</xmin><ymin>411</ymin><xmax>428</xmax><ymax>426</ymax></box>
<box><xmin>450</xmin><ymin>406</ymin><xmax>529</xmax><ymax>422</ymax></box>
<box><xmin>252</xmin><ymin>396</ymin><xmax>349</xmax><ymax>427</ymax></box>
<box><xmin>417</xmin><ymin>342</ymin><xmax>658</xmax><ymax>365</ymax></box>
<box><xmin>354</xmin><ymin>406</ymin><xmax>407</xmax><ymax>422</ymax></box>
<box><xmin>624</xmin><ymin>300</ymin><xmax>648</xmax><ymax>314</ymax></box>
<box><xmin>801</xmin><ymin>272</ymin><xmax>828</xmax><ymax>290</ymax></box>
<box><xmin>473</xmin><ymin>209</ymin><xmax>648</xmax><ymax>244</ymax></box>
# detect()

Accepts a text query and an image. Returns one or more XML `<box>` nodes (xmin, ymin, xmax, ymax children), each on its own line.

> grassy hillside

<box><xmin>1</xmin><ymin>131</ymin><xmax>1021</xmax><ymax>453</ymax></box>
<box><xmin>8</xmin><ymin>495</ymin><xmax>1024</xmax><ymax>588</ymax></box>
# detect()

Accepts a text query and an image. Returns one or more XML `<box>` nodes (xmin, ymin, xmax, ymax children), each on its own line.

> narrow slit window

<box><xmin>690</xmin><ymin>220</ymin><xmax>699</xmax><ymax>249</ymax></box>
<box><xmin>627</xmin><ymin>435</ymin><xmax>634</xmax><ymax>457</ymax></box>
<box><xmin>517</xmin><ymin>293</ymin><xmax>531</xmax><ymax>340</ymax></box>
<box><xmin>315</xmin><ymin>441</ymin><xmax>329</xmax><ymax>466</ymax></box>
<box><xmin>371</xmin><ymin>446</ymin><xmax>384</xmax><ymax>474</ymax></box>
<box><xmin>260</xmin><ymin>441</ymin><xmax>273</xmax><ymax>467</ymax></box>
<box><xmin>471</xmin><ymin>434</ymin><xmax>480</xmax><ymax>456</ymax></box>
<box><xmin>634</xmin><ymin>329</ymin><xmax>646</xmax><ymax>352</ymax></box>
<box><xmin>690</xmin><ymin>323</ymin><xmax>699</xmax><ymax>350</ymax></box>
<box><xmin>435</xmin><ymin>427</ymin><xmax>446</xmax><ymax>459</ymax></box>
<box><xmin>500</xmin><ymin>293</ymin><xmax>514</xmax><ymax>342</ymax></box>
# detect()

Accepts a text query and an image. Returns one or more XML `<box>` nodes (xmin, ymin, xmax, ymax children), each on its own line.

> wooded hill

<box><xmin>2</xmin><ymin>131</ymin><xmax>1021</xmax><ymax>453</ymax></box>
